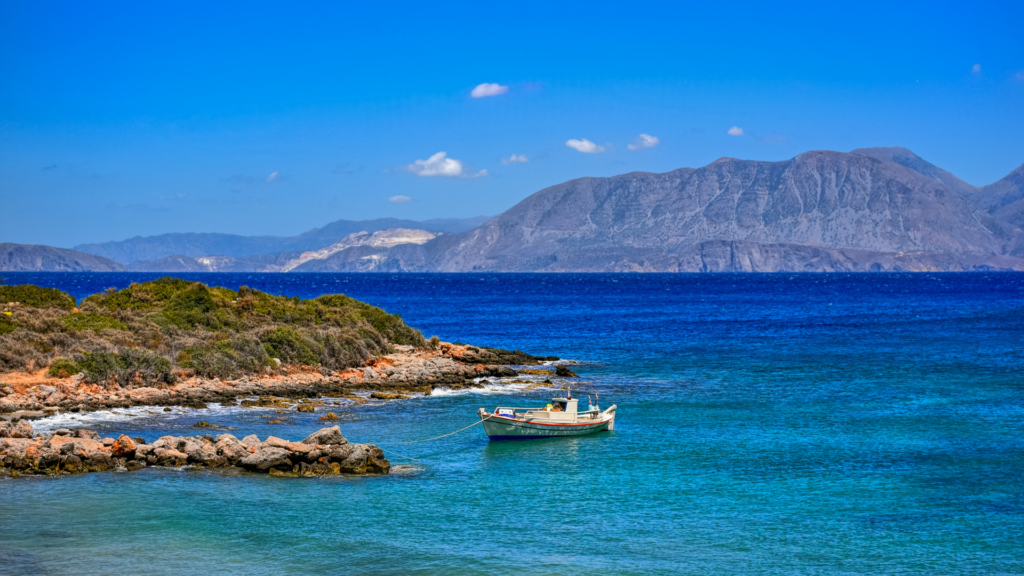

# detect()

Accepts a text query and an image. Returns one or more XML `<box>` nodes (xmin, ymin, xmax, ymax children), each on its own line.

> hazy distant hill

<box><xmin>0</xmin><ymin>244</ymin><xmax>125</xmax><ymax>272</ymax></box>
<box><xmin>972</xmin><ymin>163</ymin><xmax>1024</xmax><ymax>229</ymax></box>
<box><xmin>126</xmin><ymin>229</ymin><xmax>439</xmax><ymax>272</ymax></box>
<box><xmin>126</xmin><ymin>252</ymin><xmax>302</xmax><ymax>273</ymax></box>
<box><xmin>296</xmin><ymin>148</ymin><xmax>1024</xmax><ymax>272</ymax></box>
<box><xmin>74</xmin><ymin>216</ymin><xmax>491</xmax><ymax>264</ymax></box>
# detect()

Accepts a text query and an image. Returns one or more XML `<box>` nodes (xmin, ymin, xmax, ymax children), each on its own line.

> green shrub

<box><xmin>79</xmin><ymin>352</ymin><xmax>125</xmax><ymax>383</ymax></box>
<box><xmin>79</xmin><ymin>349</ymin><xmax>175</xmax><ymax>386</ymax></box>
<box><xmin>60</xmin><ymin>312</ymin><xmax>127</xmax><ymax>332</ymax></box>
<box><xmin>228</xmin><ymin>336</ymin><xmax>272</xmax><ymax>372</ymax></box>
<box><xmin>47</xmin><ymin>357</ymin><xmax>81</xmax><ymax>377</ymax></box>
<box><xmin>0</xmin><ymin>314</ymin><xmax>14</xmax><ymax>335</ymax></box>
<box><xmin>119</xmin><ymin>348</ymin><xmax>175</xmax><ymax>385</ymax></box>
<box><xmin>84</xmin><ymin>277</ymin><xmax>195</xmax><ymax>310</ymax></box>
<box><xmin>358</xmin><ymin>305</ymin><xmax>424</xmax><ymax>346</ymax></box>
<box><xmin>314</xmin><ymin>332</ymin><xmax>372</xmax><ymax>370</ymax></box>
<box><xmin>178</xmin><ymin>344</ymin><xmax>239</xmax><ymax>378</ymax></box>
<box><xmin>0</xmin><ymin>285</ymin><xmax>75</xmax><ymax>310</ymax></box>
<box><xmin>261</xmin><ymin>327</ymin><xmax>320</xmax><ymax>366</ymax></box>
<box><xmin>163</xmin><ymin>284</ymin><xmax>220</xmax><ymax>329</ymax></box>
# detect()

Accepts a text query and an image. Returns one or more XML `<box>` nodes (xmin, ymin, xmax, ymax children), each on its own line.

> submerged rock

<box><xmin>555</xmin><ymin>365</ymin><xmax>579</xmax><ymax>378</ymax></box>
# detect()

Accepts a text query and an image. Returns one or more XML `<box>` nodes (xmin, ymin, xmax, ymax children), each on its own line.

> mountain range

<box><xmin>4</xmin><ymin>147</ymin><xmax>1023</xmax><ymax>273</ymax></box>
<box><xmin>72</xmin><ymin>216</ymin><xmax>491</xmax><ymax>264</ymax></box>
<box><xmin>295</xmin><ymin>147</ymin><xmax>1024</xmax><ymax>272</ymax></box>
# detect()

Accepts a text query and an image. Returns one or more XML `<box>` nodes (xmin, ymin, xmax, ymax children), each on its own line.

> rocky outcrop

<box><xmin>0</xmin><ymin>344</ymin><xmax>552</xmax><ymax>414</ymax></box>
<box><xmin>0</xmin><ymin>243</ymin><xmax>125</xmax><ymax>272</ymax></box>
<box><xmin>276</xmin><ymin>228</ymin><xmax>438</xmax><ymax>272</ymax></box>
<box><xmin>0</xmin><ymin>422</ymin><xmax>388</xmax><ymax>477</ymax></box>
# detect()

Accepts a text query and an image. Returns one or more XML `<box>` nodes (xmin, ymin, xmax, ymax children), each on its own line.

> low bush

<box><xmin>261</xmin><ymin>326</ymin><xmax>320</xmax><ymax>366</ymax></box>
<box><xmin>79</xmin><ymin>349</ymin><xmax>175</xmax><ymax>386</ymax></box>
<box><xmin>314</xmin><ymin>332</ymin><xmax>372</xmax><ymax>370</ymax></box>
<box><xmin>163</xmin><ymin>283</ymin><xmax>222</xmax><ymax>329</ymax></box>
<box><xmin>79</xmin><ymin>352</ymin><xmax>125</xmax><ymax>383</ymax></box>
<box><xmin>228</xmin><ymin>336</ymin><xmax>272</xmax><ymax>372</ymax></box>
<box><xmin>0</xmin><ymin>314</ymin><xmax>14</xmax><ymax>335</ymax></box>
<box><xmin>47</xmin><ymin>357</ymin><xmax>81</xmax><ymax>377</ymax></box>
<box><xmin>178</xmin><ymin>345</ymin><xmax>238</xmax><ymax>379</ymax></box>
<box><xmin>60</xmin><ymin>312</ymin><xmax>127</xmax><ymax>332</ymax></box>
<box><xmin>119</xmin><ymin>348</ymin><xmax>176</xmax><ymax>385</ymax></box>
<box><xmin>176</xmin><ymin>336</ymin><xmax>271</xmax><ymax>379</ymax></box>
<box><xmin>0</xmin><ymin>285</ymin><xmax>75</xmax><ymax>310</ymax></box>
<box><xmin>353</xmin><ymin>304</ymin><xmax>424</xmax><ymax>347</ymax></box>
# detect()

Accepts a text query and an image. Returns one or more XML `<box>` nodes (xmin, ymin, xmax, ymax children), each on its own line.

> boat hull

<box><xmin>481</xmin><ymin>409</ymin><xmax>615</xmax><ymax>441</ymax></box>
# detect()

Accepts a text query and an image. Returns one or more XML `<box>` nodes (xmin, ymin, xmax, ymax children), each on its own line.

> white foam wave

<box><xmin>31</xmin><ymin>405</ymin><xmax>185</xmax><ymax>432</ymax></box>
<box><xmin>430</xmin><ymin>376</ymin><xmax>559</xmax><ymax>397</ymax></box>
<box><xmin>30</xmin><ymin>401</ymin><xmax>265</xmax><ymax>432</ymax></box>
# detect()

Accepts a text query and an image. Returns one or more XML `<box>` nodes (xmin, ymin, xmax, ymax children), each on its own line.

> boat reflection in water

<box><xmin>478</xmin><ymin>392</ymin><xmax>616</xmax><ymax>441</ymax></box>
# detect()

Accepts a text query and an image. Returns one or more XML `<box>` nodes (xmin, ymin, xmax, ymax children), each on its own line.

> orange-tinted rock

<box><xmin>265</xmin><ymin>436</ymin><xmax>312</xmax><ymax>453</ymax></box>
<box><xmin>111</xmin><ymin>435</ymin><xmax>137</xmax><ymax>457</ymax></box>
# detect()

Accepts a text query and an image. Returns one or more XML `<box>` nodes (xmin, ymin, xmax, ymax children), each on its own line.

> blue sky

<box><xmin>1</xmin><ymin>1</ymin><xmax>1022</xmax><ymax>247</ymax></box>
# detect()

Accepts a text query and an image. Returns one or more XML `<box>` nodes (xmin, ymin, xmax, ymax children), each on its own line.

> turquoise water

<box><xmin>2</xmin><ymin>273</ymin><xmax>1023</xmax><ymax>575</ymax></box>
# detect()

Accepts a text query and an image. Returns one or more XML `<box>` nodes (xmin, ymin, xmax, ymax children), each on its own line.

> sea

<box><xmin>1</xmin><ymin>272</ymin><xmax>1022</xmax><ymax>575</ymax></box>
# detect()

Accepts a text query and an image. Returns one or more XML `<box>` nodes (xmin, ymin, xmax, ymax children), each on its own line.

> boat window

<box><xmin>552</xmin><ymin>401</ymin><xmax>566</xmax><ymax>412</ymax></box>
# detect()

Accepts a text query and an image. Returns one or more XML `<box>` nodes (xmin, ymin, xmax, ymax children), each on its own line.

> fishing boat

<box><xmin>477</xmin><ymin>392</ymin><xmax>616</xmax><ymax>441</ymax></box>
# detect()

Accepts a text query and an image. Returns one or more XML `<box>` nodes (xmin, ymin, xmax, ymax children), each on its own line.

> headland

<box><xmin>0</xmin><ymin>278</ymin><xmax>561</xmax><ymax>477</ymax></box>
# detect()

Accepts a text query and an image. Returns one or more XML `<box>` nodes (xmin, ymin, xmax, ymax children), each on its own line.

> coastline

<box><xmin>0</xmin><ymin>343</ymin><xmax>564</xmax><ymax>478</ymax></box>
<box><xmin>0</xmin><ymin>342</ymin><xmax>555</xmax><ymax>417</ymax></box>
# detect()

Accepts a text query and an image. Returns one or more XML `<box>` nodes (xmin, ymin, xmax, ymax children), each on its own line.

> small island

<box><xmin>0</xmin><ymin>278</ymin><xmax>557</xmax><ymax>477</ymax></box>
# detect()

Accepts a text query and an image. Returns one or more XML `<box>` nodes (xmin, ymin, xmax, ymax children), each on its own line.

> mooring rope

<box><xmin>370</xmin><ymin>415</ymin><xmax>493</xmax><ymax>447</ymax></box>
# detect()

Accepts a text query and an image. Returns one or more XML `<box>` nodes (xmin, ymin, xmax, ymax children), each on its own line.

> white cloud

<box><xmin>471</xmin><ymin>83</ymin><xmax>508</xmax><ymax>98</ymax></box>
<box><xmin>627</xmin><ymin>133</ymin><xmax>660</xmax><ymax>150</ymax></box>
<box><xmin>565</xmin><ymin>138</ymin><xmax>605</xmax><ymax>154</ymax></box>
<box><xmin>972</xmin><ymin>63</ymin><xmax>982</xmax><ymax>73</ymax></box>
<box><xmin>389</xmin><ymin>195</ymin><xmax>411</xmax><ymax>203</ymax></box>
<box><xmin>406</xmin><ymin>152</ymin><xmax>487</xmax><ymax>178</ymax></box>
<box><xmin>266</xmin><ymin>171</ymin><xmax>280</xmax><ymax>182</ymax></box>
<box><xmin>501</xmin><ymin>153</ymin><xmax>529</xmax><ymax>165</ymax></box>
<box><xmin>727</xmin><ymin>126</ymin><xmax>744</xmax><ymax>136</ymax></box>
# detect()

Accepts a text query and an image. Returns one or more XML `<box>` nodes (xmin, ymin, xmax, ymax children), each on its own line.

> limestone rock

<box><xmin>240</xmin><ymin>434</ymin><xmax>261</xmax><ymax>450</ymax></box>
<box><xmin>10</xmin><ymin>420</ymin><xmax>33</xmax><ymax>439</ymax></box>
<box><xmin>240</xmin><ymin>446</ymin><xmax>291</xmax><ymax>471</ymax></box>
<box><xmin>153</xmin><ymin>448</ymin><xmax>188</xmax><ymax>466</ymax></box>
<box><xmin>214</xmin><ymin>437</ymin><xmax>248</xmax><ymax>464</ymax></box>
<box><xmin>302</xmin><ymin>426</ymin><xmax>345</xmax><ymax>446</ymax></box>
<box><xmin>264</xmin><ymin>436</ymin><xmax>311</xmax><ymax>453</ymax></box>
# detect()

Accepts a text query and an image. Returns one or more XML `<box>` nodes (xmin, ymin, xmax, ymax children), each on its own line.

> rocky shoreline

<box><xmin>0</xmin><ymin>420</ymin><xmax>388</xmax><ymax>478</ymax></box>
<box><xmin>0</xmin><ymin>341</ymin><xmax>567</xmax><ymax>479</ymax></box>
<box><xmin>0</xmin><ymin>343</ymin><xmax>555</xmax><ymax>415</ymax></box>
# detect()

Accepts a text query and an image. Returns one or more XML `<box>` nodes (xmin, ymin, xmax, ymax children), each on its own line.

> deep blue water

<box><xmin>1</xmin><ymin>273</ymin><xmax>1023</xmax><ymax>575</ymax></box>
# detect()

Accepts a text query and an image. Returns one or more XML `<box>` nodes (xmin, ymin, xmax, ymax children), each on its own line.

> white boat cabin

<box><xmin>492</xmin><ymin>396</ymin><xmax>604</xmax><ymax>424</ymax></box>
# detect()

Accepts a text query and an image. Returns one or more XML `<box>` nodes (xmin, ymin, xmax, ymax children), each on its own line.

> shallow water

<box><xmin>2</xmin><ymin>273</ymin><xmax>1023</xmax><ymax>575</ymax></box>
